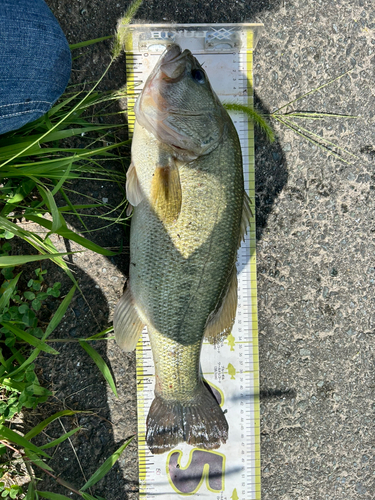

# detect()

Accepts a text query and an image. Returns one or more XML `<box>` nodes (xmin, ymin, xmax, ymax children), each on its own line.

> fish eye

<box><xmin>191</xmin><ymin>69</ymin><xmax>206</xmax><ymax>84</ymax></box>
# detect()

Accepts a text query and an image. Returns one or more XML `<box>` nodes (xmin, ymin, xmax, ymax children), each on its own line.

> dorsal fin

<box><xmin>240</xmin><ymin>191</ymin><xmax>253</xmax><ymax>244</ymax></box>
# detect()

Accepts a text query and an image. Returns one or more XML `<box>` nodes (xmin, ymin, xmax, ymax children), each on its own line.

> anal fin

<box><xmin>204</xmin><ymin>267</ymin><xmax>238</xmax><ymax>344</ymax></box>
<box><xmin>113</xmin><ymin>284</ymin><xmax>145</xmax><ymax>351</ymax></box>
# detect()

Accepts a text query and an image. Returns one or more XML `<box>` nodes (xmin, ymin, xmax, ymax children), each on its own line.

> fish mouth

<box><xmin>160</xmin><ymin>44</ymin><xmax>182</xmax><ymax>64</ymax></box>
<box><xmin>135</xmin><ymin>43</ymin><xmax>222</xmax><ymax>159</ymax></box>
<box><xmin>159</xmin><ymin>44</ymin><xmax>190</xmax><ymax>81</ymax></box>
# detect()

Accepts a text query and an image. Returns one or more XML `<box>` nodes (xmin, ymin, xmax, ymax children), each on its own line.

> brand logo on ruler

<box><xmin>149</xmin><ymin>27</ymin><xmax>234</xmax><ymax>41</ymax></box>
<box><xmin>150</xmin><ymin>30</ymin><xmax>207</xmax><ymax>39</ymax></box>
<box><xmin>207</xmin><ymin>27</ymin><xmax>234</xmax><ymax>40</ymax></box>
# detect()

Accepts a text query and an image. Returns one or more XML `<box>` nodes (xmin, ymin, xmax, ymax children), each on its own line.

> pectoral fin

<box><xmin>150</xmin><ymin>158</ymin><xmax>182</xmax><ymax>224</ymax></box>
<box><xmin>113</xmin><ymin>285</ymin><xmax>145</xmax><ymax>352</ymax></box>
<box><xmin>126</xmin><ymin>162</ymin><xmax>143</xmax><ymax>212</ymax></box>
<box><xmin>204</xmin><ymin>267</ymin><xmax>238</xmax><ymax>344</ymax></box>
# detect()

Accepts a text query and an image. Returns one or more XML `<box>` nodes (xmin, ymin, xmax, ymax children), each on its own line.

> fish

<box><xmin>113</xmin><ymin>43</ymin><xmax>251</xmax><ymax>454</ymax></box>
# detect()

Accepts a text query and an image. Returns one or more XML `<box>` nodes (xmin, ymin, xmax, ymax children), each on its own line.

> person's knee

<box><xmin>0</xmin><ymin>0</ymin><xmax>71</xmax><ymax>134</ymax></box>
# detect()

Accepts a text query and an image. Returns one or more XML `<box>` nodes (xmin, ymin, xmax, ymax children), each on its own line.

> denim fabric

<box><xmin>0</xmin><ymin>0</ymin><xmax>71</xmax><ymax>134</ymax></box>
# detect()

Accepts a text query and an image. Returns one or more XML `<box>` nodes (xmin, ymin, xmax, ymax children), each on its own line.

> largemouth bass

<box><xmin>114</xmin><ymin>44</ymin><xmax>251</xmax><ymax>454</ymax></box>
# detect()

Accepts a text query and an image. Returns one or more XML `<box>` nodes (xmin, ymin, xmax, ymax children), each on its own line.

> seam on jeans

<box><xmin>0</xmin><ymin>110</ymin><xmax>45</xmax><ymax>119</ymax></box>
<box><xmin>0</xmin><ymin>101</ymin><xmax>51</xmax><ymax>109</ymax></box>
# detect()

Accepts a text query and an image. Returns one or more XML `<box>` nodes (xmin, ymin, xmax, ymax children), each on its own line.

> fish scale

<box><xmin>130</xmin><ymin>122</ymin><xmax>243</xmax><ymax>346</ymax></box>
<box><xmin>121</xmin><ymin>23</ymin><xmax>263</xmax><ymax>499</ymax></box>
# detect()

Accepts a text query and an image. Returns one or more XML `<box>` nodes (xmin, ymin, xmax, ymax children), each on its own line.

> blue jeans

<box><xmin>0</xmin><ymin>0</ymin><xmax>71</xmax><ymax>135</ymax></box>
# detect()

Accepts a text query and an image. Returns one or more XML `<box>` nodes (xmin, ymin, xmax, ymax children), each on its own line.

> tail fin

<box><xmin>146</xmin><ymin>382</ymin><xmax>228</xmax><ymax>454</ymax></box>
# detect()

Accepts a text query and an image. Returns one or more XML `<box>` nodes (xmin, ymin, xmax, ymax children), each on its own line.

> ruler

<box><xmin>124</xmin><ymin>23</ymin><xmax>263</xmax><ymax>500</ymax></box>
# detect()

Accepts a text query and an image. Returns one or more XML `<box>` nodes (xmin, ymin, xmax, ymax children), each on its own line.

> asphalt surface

<box><xmin>41</xmin><ymin>1</ymin><xmax>375</xmax><ymax>499</ymax></box>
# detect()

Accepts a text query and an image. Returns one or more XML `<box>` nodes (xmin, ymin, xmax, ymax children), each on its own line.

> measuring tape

<box><xmin>125</xmin><ymin>23</ymin><xmax>263</xmax><ymax>499</ymax></box>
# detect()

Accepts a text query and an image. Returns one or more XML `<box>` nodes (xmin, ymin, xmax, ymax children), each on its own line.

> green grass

<box><xmin>223</xmin><ymin>69</ymin><xmax>359</xmax><ymax>164</ymax></box>
<box><xmin>267</xmin><ymin>70</ymin><xmax>359</xmax><ymax>164</ymax></box>
<box><xmin>0</xmin><ymin>0</ymin><xmax>146</xmax><ymax>495</ymax></box>
<box><xmin>0</xmin><ymin>75</ymin><xmax>130</xmax><ymax>499</ymax></box>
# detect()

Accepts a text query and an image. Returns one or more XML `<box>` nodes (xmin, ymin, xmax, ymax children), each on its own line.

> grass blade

<box><xmin>274</xmin><ymin>116</ymin><xmax>345</xmax><ymax>162</ymax></box>
<box><xmin>1</xmin><ymin>323</ymin><xmax>59</xmax><ymax>355</ymax></box>
<box><xmin>25</xmin><ymin>449</ymin><xmax>54</xmax><ymax>472</ymax></box>
<box><xmin>42</xmin><ymin>285</ymin><xmax>76</xmax><ymax>340</ymax></box>
<box><xmin>24</xmin><ymin>410</ymin><xmax>82</xmax><ymax>440</ymax></box>
<box><xmin>36</xmin><ymin>185</ymin><xmax>64</xmax><ymax>233</ymax></box>
<box><xmin>0</xmin><ymin>217</ymin><xmax>76</xmax><ymax>269</ymax></box>
<box><xmin>39</xmin><ymin>426</ymin><xmax>82</xmax><ymax>450</ymax></box>
<box><xmin>51</xmin><ymin>159</ymin><xmax>73</xmax><ymax>196</ymax></box>
<box><xmin>0</xmin><ymin>125</ymin><xmax>120</xmax><ymax>155</ymax></box>
<box><xmin>26</xmin><ymin>481</ymin><xmax>36</xmax><ymax>500</ymax></box>
<box><xmin>0</xmin><ymin>425</ymin><xmax>50</xmax><ymax>458</ymax></box>
<box><xmin>47</xmin><ymin>92</ymin><xmax>81</xmax><ymax>117</ymax></box>
<box><xmin>0</xmin><ymin>178</ymin><xmax>35</xmax><ymax>217</ymax></box>
<box><xmin>0</xmin><ymin>350</ymin><xmax>12</xmax><ymax>374</ymax></box>
<box><xmin>0</xmin><ymin>253</ymin><xmax>75</xmax><ymax>268</ymax></box>
<box><xmin>84</xmin><ymin>327</ymin><xmax>114</xmax><ymax>341</ymax></box>
<box><xmin>281</xmin><ymin>111</ymin><xmax>358</xmax><ymax>119</ymax></box>
<box><xmin>24</xmin><ymin>214</ymin><xmax>117</xmax><ymax>256</ymax></box>
<box><xmin>273</xmin><ymin>69</ymin><xmax>353</xmax><ymax>114</ymax></box>
<box><xmin>37</xmin><ymin>493</ymin><xmax>72</xmax><ymax>500</ymax></box>
<box><xmin>274</xmin><ymin>115</ymin><xmax>357</xmax><ymax>164</ymax></box>
<box><xmin>58</xmin><ymin>204</ymin><xmax>103</xmax><ymax>211</ymax></box>
<box><xmin>69</xmin><ymin>35</ymin><xmax>113</xmax><ymax>50</ymax></box>
<box><xmin>80</xmin><ymin>437</ymin><xmax>134</xmax><ymax>491</ymax></box>
<box><xmin>57</xmin><ymin>186</ymin><xmax>88</xmax><ymax>232</ymax></box>
<box><xmin>280</xmin><ymin>116</ymin><xmax>359</xmax><ymax>159</ymax></box>
<box><xmin>79</xmin><ymin>341</ymin><xmax>117</xmax><ymax>397</ymax></box>
<box><xmin>0</xmin><ymin>272</ymin><xmax>22</xmax><ymax>310</ymax></box>
<box><xmin>0</xmin><ymin>348</ymin><xmax>41</xmax><ymax>382</ymax></box>
<box><xmin>81</xmin><ymin>493</ymin><xmax>98</xmax><ymax>500</ymax></box>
